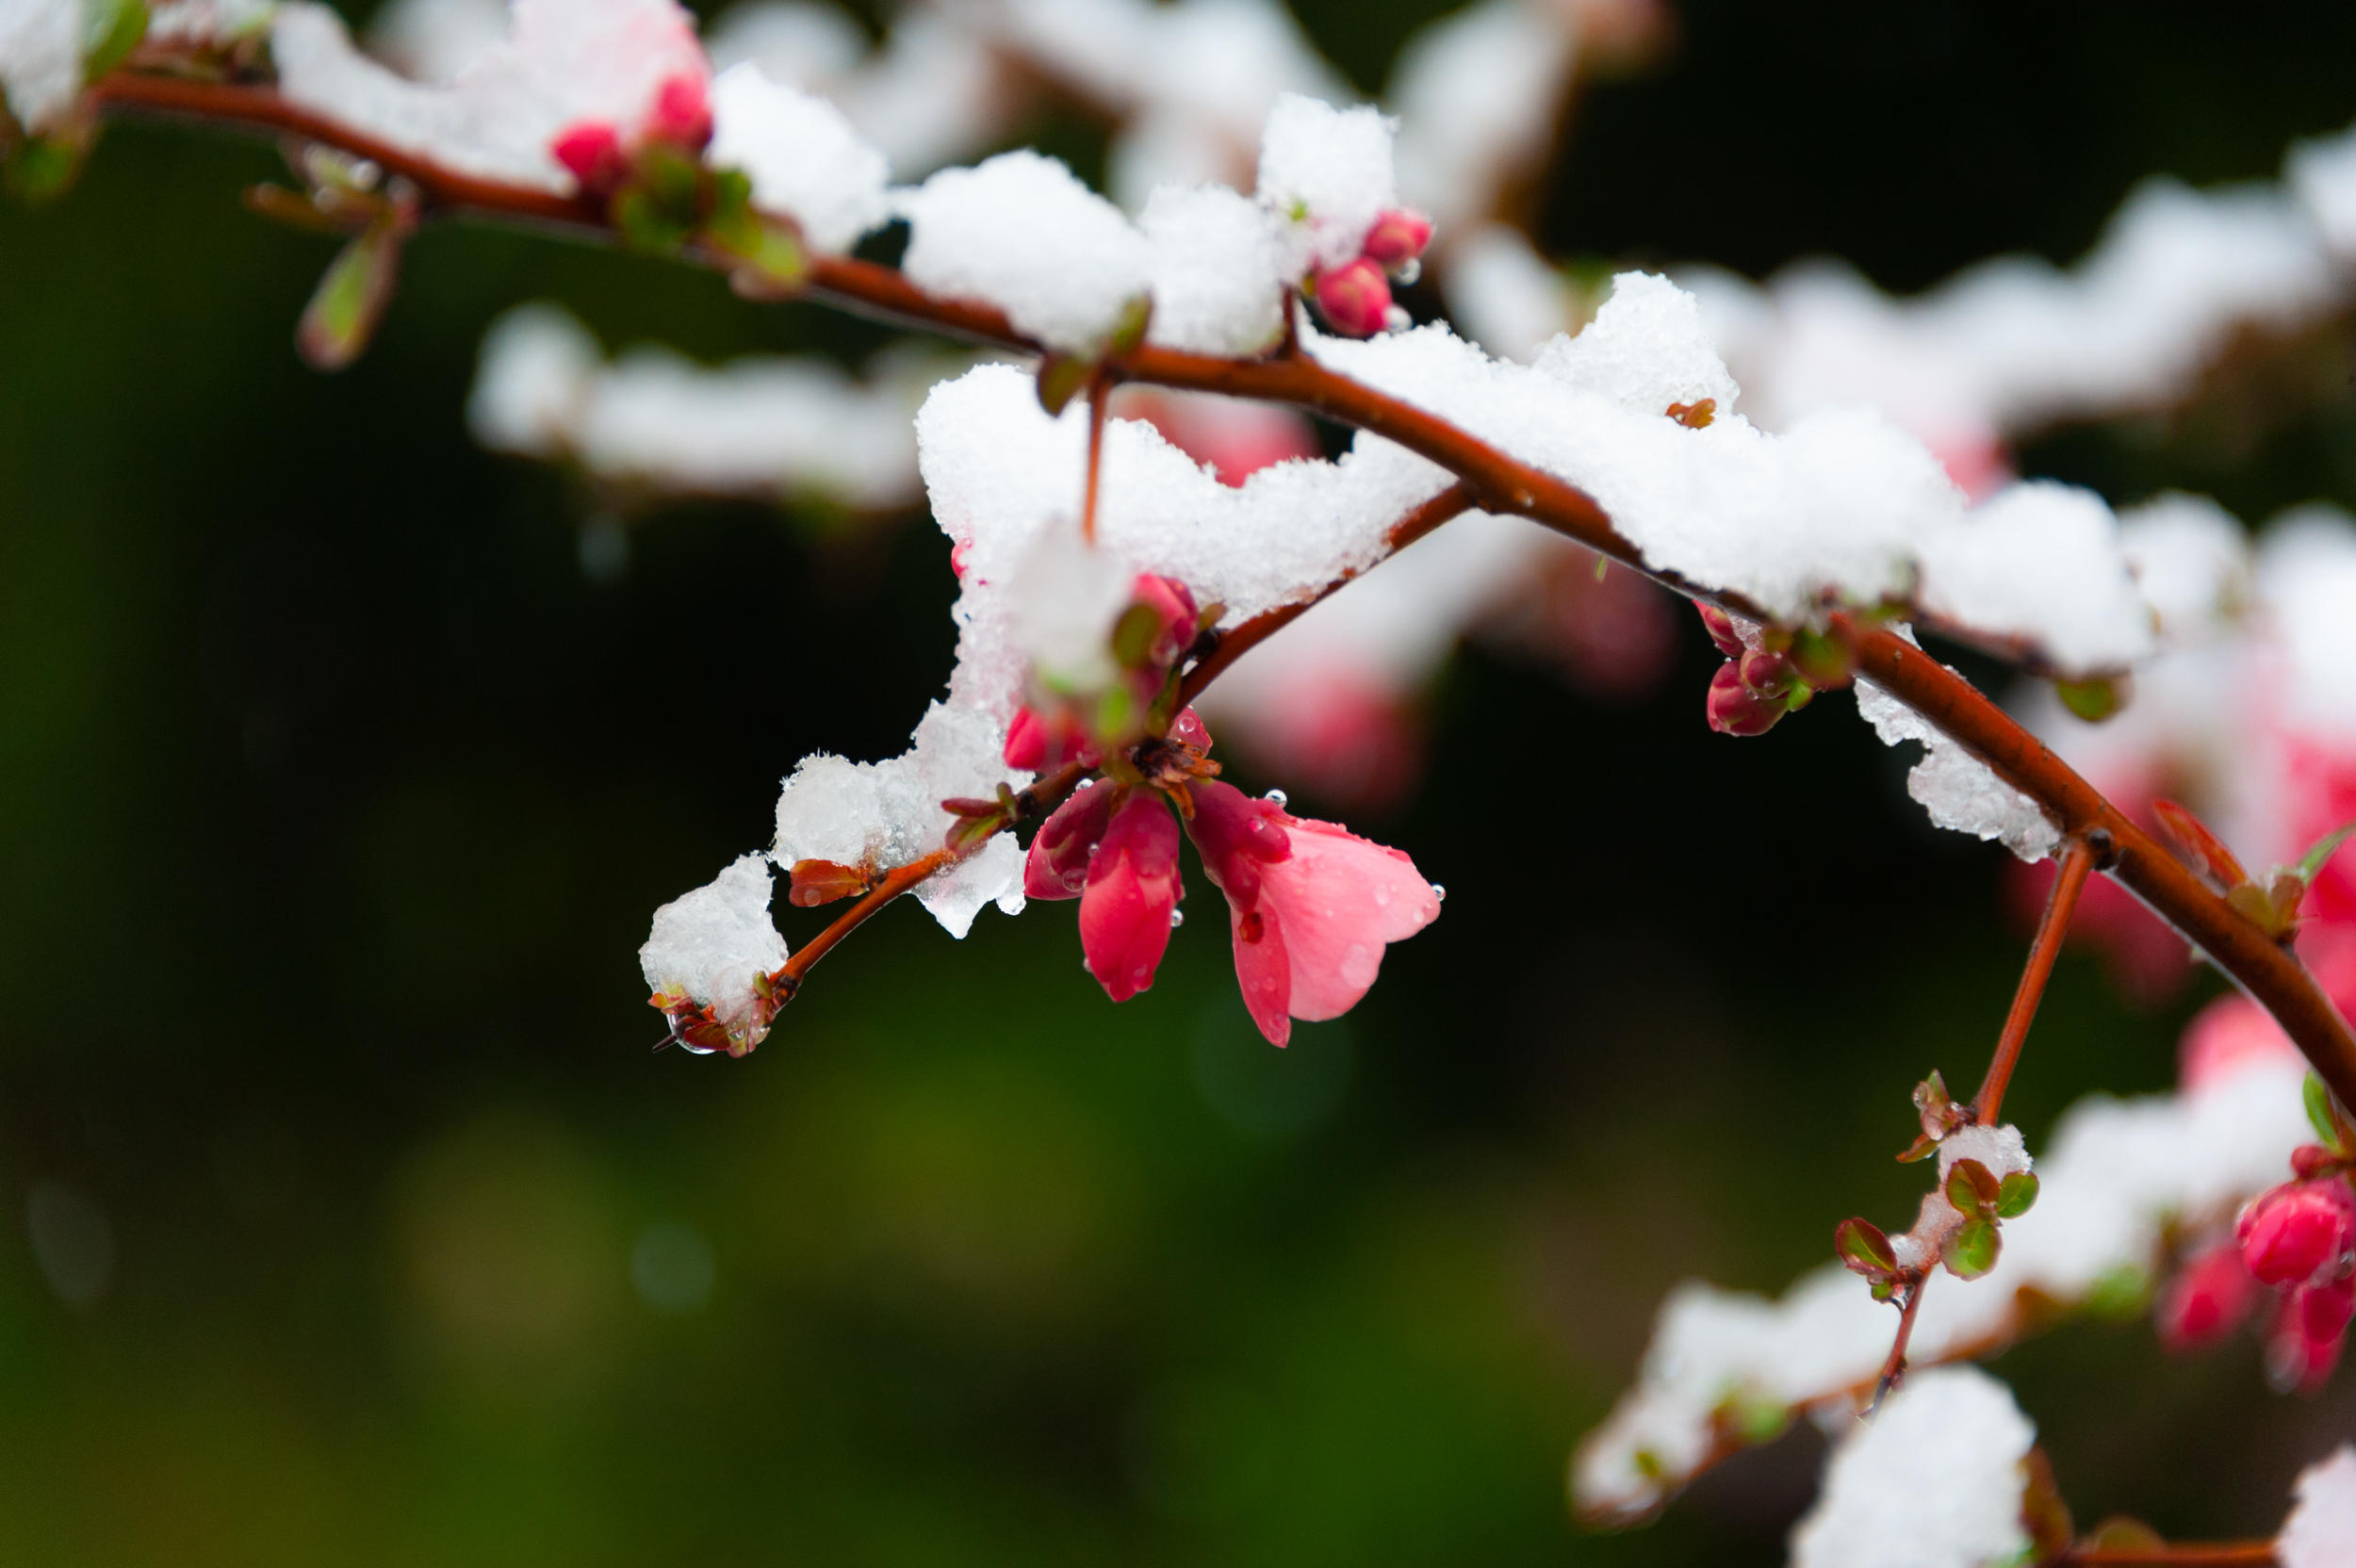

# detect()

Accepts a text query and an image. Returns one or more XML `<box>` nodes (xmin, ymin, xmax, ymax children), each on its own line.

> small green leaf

<box><xmin>297</xmin><ymin>216</ymin><xmax>406</xmax><ymax>371</ymax></box>
<box><xmin>1944</xmin><ymin>1157</ymin><xmax>2001</xmax><ymax>1218</ymax></box>
<box><xmin>1105</xmin><ymin>292</ymin><xmax>1153</xmax><ymax>355</ymax></box>
<box><xmin>1716</xmin><ymin>1394</ymin><xmax>1790</xmax><ymax>1446</ymax></box>
<box><xmin>2293</xmin><ymin>821</ymin><xmax>2356</xmax><ymax>886</ymax></box>
<box><xmin>2306</xmin><ymin>1072</ymin><xmax>2350</xmax><ymax>1156</ymax></box>
<box><xmin>1110</xmin><ymin>602</ymin><xmax>1163</xmax><ymax>669</ymax></box>
<box><xmin>1996</xmin><ymin>1170</ymin><xmax>2039</xmax><ymax>1218</ymax></box>
<box><xmin>2082</xmin><ymin>1264</ymin><xmax>2150</xmax><ymax>1318</ymax></box>
<box><xmin>1941</xmin><ymin>1217</ymin><xmax>2000</xmax><ymax>1280</ymax></box>
<box><xmin>2055</xmin><ymin>675</ymin><xmax>2125</xmax><ymax>723</ymax></box>
<box><xmin>1035</xmin><ymin>353</ymin><xmax>1090</xmax><ymax>416</ymax></box>
<box><xmin>612</xmin><ymin>184</ymin><xmax>696</xmax><ymax>254</ymax></box>
<box><xmin>1834</xmin><ymin>1217</ymin><xmax>1898</xmax><ymax>1279</ymax></box>
<box><xmin>1788</xmin><ymin>626</ymin><xmax>1853</xmax><ymax>691</ymax></box>
<box><xmin>82</xmin><ymin>0</ymin><xmax>149</xmax><ymax>80</ymax></box>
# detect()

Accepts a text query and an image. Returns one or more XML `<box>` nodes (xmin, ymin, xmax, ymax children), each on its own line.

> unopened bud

<box><xmin>550</xmin><ymin>121</ymin><xmax>629</xmax><ymax>195</ymax></box>
<box><xmin>1313</xmin><ymin>258</ymin><xmax>1393</xmax><ymax>338</ymax></box>
<box><xmin>1361</xmin><ymin>208</ymin><xmax>1433</xmax><ymax>269</ymax></box>
<box><xmin>645</xmin><ymin>72</ymin><xmax>713</xmax><ymax>150</ymax></box>
<box><xmin>1706</xmin><ymin>661</ymin><xmax>1784</xmax><ymax>737</ymax></box>
<box><xmin>2236</xmin><ymin>1177</ymin><xmax>2356</xmax><ymax>1285</ymax></box>
<box><xmin>1738</xmin><ymin>646</ymin><xmax>1801</xmax><ymax>702</ymax></box>
<box><xmin>1695</xmin><ymin>603</ymin><xmax>1744</xmax><ymax>658</ymax></box>
<box><xmin>2154</xmin><ymin>1240</ymin><xmax>2257</xmax><ymax>1353</ymax></box>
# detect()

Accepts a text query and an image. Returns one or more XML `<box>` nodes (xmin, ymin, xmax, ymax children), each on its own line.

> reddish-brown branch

<box><xmin>74</xmin><ymin>70</ymin><xmax>2356</xmax><ymax>1106</ymax></box>
<box><xmin>1869</xmin><ymin>1273</ymin><xmax>1928</xmax><ymax>1409</ymax></box>
<box><xmin>2063</xmin><ymin>1544</ymin><xmax>2278</xmax><ymax>1567</ymax></box>
<box><xmin>1176</xmin><ymin>482</ymin><xmax>1476</xmax><ymax>707</ymax></box>
<box><xmin>1977</xmin><ymin>835</ymin><xmax>2098</xmax><ymax>1125</ymax></box>
<box><xmin>774</xmin><ymin>761</ymin><xmax>1088</xmax><ymax>987</ymax></box>
<box><xmin>1081</xmin><ymin>369</ymin><xmax>1112</xmax><ymax>545</ymax></box>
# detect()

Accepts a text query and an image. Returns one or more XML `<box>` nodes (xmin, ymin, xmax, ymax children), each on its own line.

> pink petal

<box><xmin>1230</xmin><ymin>904</ymin><xmax>1291</xmax><ymax>1046</ymax></box>
<box><xmin>1024</xmin><ymin>778</ymin><xmax>1117</xmax><ymax>901</ymax></box>
<box><xmin>1259</xmin><ymin>818</ymin><xmax>1439</xmax><ymax>1021</ymax></box>
<box><xmin>1079</xmin><ymin>792</ymin><xmax>1182</xmax><ymax>1002</ymax></box>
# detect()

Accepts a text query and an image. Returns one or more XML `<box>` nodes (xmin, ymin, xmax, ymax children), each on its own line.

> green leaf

<box><xmin>2055</xmin><ymin>675</ymin><xmax>2125</xmax><ymax>723</ymax></box>
<box><xmin>2306</xmin><ymin>1072</ymin><xmax>2349</xmax><ymax>1155</ymax></box>
<box><xmin>1834</xmin><ymin>1217</ymin><xmax>1898</xmax><ymax>1279</ymax></box>
<box><xmin>1104</xmin><ymin>292</ymin><xmax>1153</xmax><ymax>355</ymax></box>
<box><xmin>1788</xmin><ymin>627</ymin><xmax>1852</xmax><ymax>691</ymax></box>
<box><xmin>1941</xmin><ymin>1217</ymin><xmax>2000</xmax><ymax>1280</ymax></box>
<box><xmin>1110</xmin><ymin>603</ymin><xmax>1163</xmax><ymax>669</ymax></box>
<box><xmin>82</xmin><ymin>0</ymin><xmax>149</xmax><ymax>80</ymax></box>
<box><xmin>612</xmin><ymin>185</ymin><xmax>696</xmax><ymax>254</ymax></box>
<box><xmin>1944</xmin><ymin>1157</ymin><xmax>2001</xmax><ymax>1218</ymax></box>
<box><xmin>296</xmin><ymin>217</ymin><xmax>406</xmax><ymax>371</ymax></box>
<box><xmin>2082</xmin><ymin>1264</ymin><xmax>2150</xmax><ymax>1318</ymax></box>
<box><xmin>1035</xmin><ymin>353</ymin><xmax>1090</xmax><ymax>416</ymax></box>
<box><xmin>2293</xmin><ymin>821</ymin><xmax>2356</xmax><ymax>885</ymax></box>
<box><xmin>1996</xmin><ymin>1170</ymin><xmax>2039</xmax><ymax>1218</ymax></box>
<box><xmin>1716</xmin><ymin>1394</ymin><xmax>1790</xmax><ymax>1446</ymax></box>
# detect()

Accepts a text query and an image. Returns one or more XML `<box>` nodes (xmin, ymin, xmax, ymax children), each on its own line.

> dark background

<box><xmin>1</xmin><ymin>2</ymin><xmax>2353</xmax><ymax>1561</ymax></box>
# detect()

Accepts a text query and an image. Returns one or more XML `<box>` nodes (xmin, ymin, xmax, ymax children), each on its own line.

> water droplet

<box><xmin>1170</xmin><ymin>907</ymin><xmax>1186</xmax><ymax>928</ymax></box>
<box><xmin>1431</xmin><ymin>884</ymin><xmax>1447</xmax><ymax>903</ymax></box>
<box><xmin>1266</xmin><ymin>790</ymin><xmax>1288</xmax><ymax>808</ymax></box>
<box><xmin>1374</xmin><ymin>887</ymin><xmax>1390</xmax><ymax>906</ymax></box>
<box><xmin>679</xmin><ymin>1037</ymin><xmax>717</xmax><ymax>1056</ymax></box>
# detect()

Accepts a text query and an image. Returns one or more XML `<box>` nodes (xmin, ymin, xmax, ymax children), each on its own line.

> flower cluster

<box><xmin>1309</xmin><ymin>205</ymin><xmax>1433</xmax><ymax>337</ymax></box>
<box><xmin>1024</xmin><ymin>721</ymin><xmax>1441</xmax><ymax>1044</ymax></box>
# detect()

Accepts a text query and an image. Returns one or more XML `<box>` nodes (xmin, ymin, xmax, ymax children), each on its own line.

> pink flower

<box><xmin>2155</xmin><ymin>1239</ymin><xmax>2259</xmax><ymax>1353</ymax></box>
<box><xmin>1706</xmin><ymin>661</ymin><xmax>1784</xmax><ymax>736</ymax></box>
<box><xmin>1004</xmin><ymin>705</ymin><xmax>1103</xmax><ymax>773</ymax></box>
<box><xmin>1361</xmin><ymin>208</ymin><xmax>1434</xmax><ymax>269</ymax></box>
<box><xmin>1120</xmin><ymin>389</ymin><xmax>1319</xmax><ymax>487</ymax></box>
<box><xmin>1126</xmin><ymin>573</ymin><xmax>1199</xmax><ymax>673</ymax></box>
<box><xmin>1184</xmin><ymin>780</ymin><xmax>1440</xmax><ymax>1046</ymax></box>
<box><xmin>2179</xmin><ymin>995</ymin><xmax>2301</xmax><ymax>1094</ymax></box>
<box><xmin>551</xmin><ymin>121</ymin><xmax>630</xmax><ymax>195</ymax></box>
<box><xmin>1077</xmin><ymin>792</ymin><xmax>1182</xmax><ymax>1002</ymax></box>
<box><xmin>1313</xmin><ymin>259</ymin><xmax>1393</xmax><ymax>338</ymax></box>
<box><xmin>2237</xmin><ymin>1178</ymin><xmax>2356</xmax><ymax>1286</ymax></box>
<box><xmin>2269</xmin><ymin>1271</ymin><xmax>2355</xmax><ymax>1392</ymax></box>
<box><xmin>1024</xmin><ymin>779</ymin><xmax>1118</xmax><ymax>900</ymax></box>
<box><xmin>644</xmin><ymin>70</ymin><xmax>714</xmax><ymax>149</ymax></box>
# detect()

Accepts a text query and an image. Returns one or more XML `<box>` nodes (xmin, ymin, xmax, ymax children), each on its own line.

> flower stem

<box><xmin>1976</xmin><ymin>834</ymin><xmax>2099</xmax><ymax>1125</ymax></box>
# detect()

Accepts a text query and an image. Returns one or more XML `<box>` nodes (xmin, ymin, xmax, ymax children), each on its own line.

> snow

<box><xmin>272</xmin><ymin>0</ymin><xmax>709</xmax><ymax>192</ymax></box>
<box><xmin>467</xmin><ymin>303</ymin><xmax>925</xmax><ymax>510</ymax></box>
<box><xmin>147</xmin><ymin>0</ymin><xmax>275</xmax><ymax>46</ymax></box>
<box><xmin>1255</xmin><ymin>92</ymin><xmax>1399</xmax><ymax>272</ymax></box>
<box><xmin>1533</xmin><ymin>270</ymin><xmax>1738</xmax><ymax>417</ymax></box>
<box><xmin>2290</xmin><ymin>123</ymin><xmax>2356</xmax><ymax>259</ymax></box>
<box><xmin>2280</xmin><ymin>1446</ymin><xmax>2356</xmax><ymax>1568</ymax></box>
<box><xmin>368</xmin><ymin>0</ymin><xmax>508</xmax><ymax>83</ymax></box>
<box><xmin>1448</xmin><ymin>223</ymin><xmax>1578</xmax><ymax>364</ymax></box>
<box><xmin>1856</xmin><ymin>658</ymin><xmax>2061</xmax><ymax>863</ymax></box>
<box><xmin>1387</xmin><ymin>0</ymin><xmax>1575</xmax><ymax>235</ymax></box>
<box><xmin>2119</xmin><ymin>493</ymin><xmax>2252</xmax><ymax>643</ymax></box>
<box><xmin>1918</xmin><ymin>482</ymin><xmax>2158</xmax><ymax>676</ymax></box>
<box><xmin>1008</xmin><ymin>516</ymin><xmax>1136</xmax><ymax>693</ymax></box>
<box><xmin>1140</xmin><ymin>183</ymin><xmax>1291</xmax><ymax>356</ymax></box>
<box><xmin>896</xmin><ymin>151</ymin><xmax>1155</xmax><ymax>354</ymax></box>
<box><xmin>1789</xmin><ymin>1368</ymin><xmax>2034</xmax><ymax>1568</ymax></box>
<box><xmin>1573</xmin><ymin>1049</ymin><xmax>2311</xmax><ymax>1521</ymax></box>
<box><xmin>0</xmin><ymin>0</ymin><xmax>84</xmax><ymax>134</ymax></box>
<box><xmin>707</xmin><ymin>60</ymin><xmax>891</xmax><ymax>253</ymax></box>
<box><xmin>2254</xmin><ymin>506</ymin><xmax>2356</xmax><ymax>744</ymax></box>
<box><xmin>639</xmin><ymin>853</ymin><xmax>789</xmax><ymax>1025</ymax></box>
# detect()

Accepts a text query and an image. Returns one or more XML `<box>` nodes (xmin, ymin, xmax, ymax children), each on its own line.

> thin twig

<box><xmin>1868</xmin><ymin>1274</ymin><xmax>1928</xmax><ymax>1411</ymax></box>
<box><xmin>75</xmin><ymin>69</ymin><xmax>2356</xmax><ymax>1110</ymax></box>
<box><xmin>1081</xmin><ymin>368</ymin><xmax>1112</xmax><ymax>545</ymax></box>
<box><xmin>1176</xmin><ymin>482</ymin><xmax>1476</xmax><ymax>706</ymax></box>
<box><xmin>1976</xmin><ymin>835</ymin><xmax>2099</xmax><ymax>1125</ymax></box>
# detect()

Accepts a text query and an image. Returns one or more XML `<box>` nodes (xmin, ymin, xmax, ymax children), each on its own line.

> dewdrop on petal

<box><xmin>1790</xmin><ymin>1367</ymin><xmax>2035</xmax><ymax>1568</ymax></box>
<box><xmin>640</xmin><ymin>854</ymin><xmax>791</xmax><ymax>1053</ymax></box>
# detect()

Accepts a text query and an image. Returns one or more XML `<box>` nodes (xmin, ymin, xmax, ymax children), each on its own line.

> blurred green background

<box><xmin>3</xmin><ymin>2</ymin><xmax>2356</xmax><ymax>1562</ymax></box>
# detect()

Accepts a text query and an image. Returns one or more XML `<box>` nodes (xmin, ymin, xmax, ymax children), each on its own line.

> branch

<box><xmin>1176</xmin><ymin>481</ymin><xmax>1476</xmax><ymax>706</ymax></box>
<box><xmin>2063</xmin><ymin>1545</ymin><xmax>2278</xmax><ymax>1567</ymax></box>
<box><xmin>79</xmin><ymin>70</ymin><xmax>2356</xmax><ymax>1110</ymax></box>
<box><xmin>1976</xmin><ymin>834</ymin><xmax>2100</xmax><ymax>1125</ymax></box>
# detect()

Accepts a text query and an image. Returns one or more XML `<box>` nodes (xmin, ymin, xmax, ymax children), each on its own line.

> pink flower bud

<box><xmin>1313</xmin><ymin>259</ymin><xmax>1393</xmax><ymax>338</ymax></box>
<box><xmin>1706</xmin><ymin>661</ymin><xmax>1784</xmax><ymax>737</ymax></box>
<box><xmin>1360</xmin><ymin>208</ymin><xmax>1433</xmax><ymax>269</ymax></box>
<box><xmin>1130</xmin><ymin>573</ymin><xmax>1200</xmax><ymax>672</ymax></box>
<box><xmin>644</xmin><ymin>71</ymin><xmax>713</xmax><ymax>150</ymax></box>
<box><xmin>2155</xmin><ymin>1240</ymin><xmax>2258</xmax><ymax>1353</ymax></box>
<box><xmin>1079</xmin><ymin>791</ymin><xmax>1183</xmax><ymax>1002</ymax></box>
<box><xmin>2237</xmin><ymin>1178</ymin><xmax>2356</xmax><ymax>1285</ymax></box>
<box><xmin>1004</xmin><ymin>705</ymin><xmax>1101</xmax><ymax>773</ymax></box>
<box><xmin>1695</xmin><ymin>603</ymin><xmax>1744</xmax><ymax>658</ymax></box>
<box><xmin>1738</xmin><ymin>646</ymin><xmax>1800</xmax><ymax>702</ymax></box>
<box><xmin>2269</xmin><ymin>1271</ymin><xmax>2354</xmax><ymax>1392</ymax></box>
<box><xmin>550</xmin><ymin>121</ymin><xmax>629</xmax><ymax>195</ymax></box>
<box><xmin>1024</xmin><ymin>780</ymin><xmax>1118</xmax><ymax>901</ymax></box>
<box><xmin>2294</xmin><ymin>1145</ymin><xmax>2346</xmax><ymax>1181</ymax></box>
